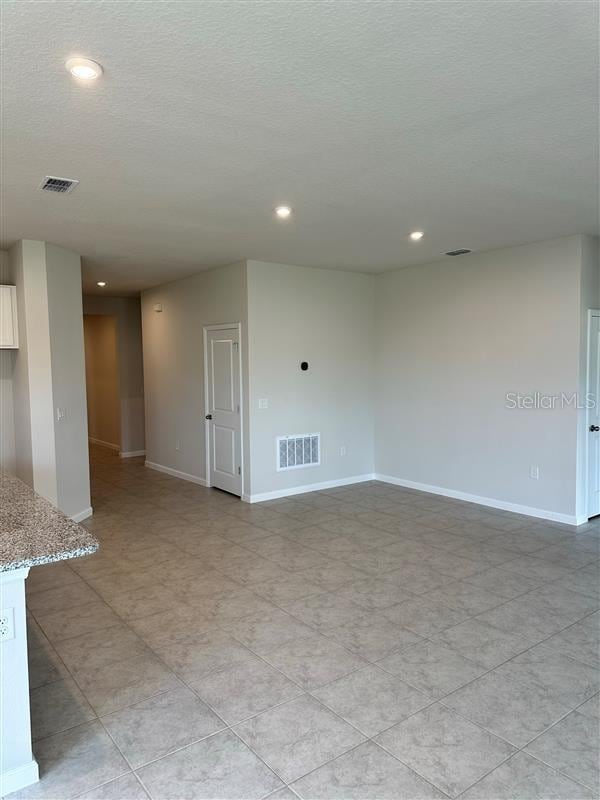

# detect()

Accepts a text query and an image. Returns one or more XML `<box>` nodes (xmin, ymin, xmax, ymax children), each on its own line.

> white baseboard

<box><xmin>88</xmin><ymin>437</ymin><xmax>120</xmax><ymax>452</ymax></box>
<box><xmin>375</xmin><ymin>473</ymin><xmax>581</xmax><ymax>526</ymax></box>
<box><xmin>145</xmin><ymin>460</ymin><xmax>208</xmax><ymax>486</ymax></box>
<box><xmin>120</xmin><ymin>450</ymin><xmax>146</xmax><ymax>458</ymax></box>
<box><xmin>243</xmin><ymin>474</ymin><xmax>376</xmax><ymax>504</ymax></box>
<box><xmin>71</xmin><ymin>506</ymin><xmax>93</xmax><ymax>523</ymax></box>
<box><xmin>0</xmin><ymin>758</ymin><xmax>39</xmax><ymax>795</ymax></box>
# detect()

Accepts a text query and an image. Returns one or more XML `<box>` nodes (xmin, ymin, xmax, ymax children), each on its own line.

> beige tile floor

<box><xmin>10</xmin><ymin>445</ymin><xmax>600</xmax><ymax>799</ymax></box>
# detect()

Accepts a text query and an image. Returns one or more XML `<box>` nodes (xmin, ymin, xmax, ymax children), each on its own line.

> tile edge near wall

<box><xmin>375</xmin><ymin>473</ymin><xmax>585</xmax><ymax>527</ymax></box>
<box><xmin>144</xmin><ymin>460</ymin><xmax>208</xmax><ymax>487</ymax></box>
<box><xmin>71</xmin><ymin>506</ymin><xmax>93</xmax><ymax>523</ymax></box>
<box><xmin>242</xmin><ymin>474</ymin><xmax>377</xmax><ymax>503</ymax></box>
<box><xmin>141</xmin><ymin>460</ymin><xmax>585</xmax><ymax>525</ymax></box>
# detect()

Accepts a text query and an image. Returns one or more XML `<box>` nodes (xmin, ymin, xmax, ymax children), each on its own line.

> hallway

<box><xmin>16</xmin><ymin>446</ymin><xmax>600</xmax><ymax>799</ymax></box>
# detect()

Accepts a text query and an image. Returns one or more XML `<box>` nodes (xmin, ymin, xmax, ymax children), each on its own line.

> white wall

<box><xmin>82</xmin><ymin>296</ymin><xmax>145</xmax><ymax>455</ymax></box>
<box><xmin>246</xmin><ymin>260</ymin><xmax>375</xmax><ymax>498</ymax></box>
<box><xmin>10</xmin><ymin>240</ymin><xmax>57</xmax><ymax>503</ymax></box>
<box><xmin>0</xmin><ymin>250</ymin><xmax>16</xmax><ymax>473</ymax></box>
<box><xmin>374</xmin><ymin>236</ymin><xmax>588</xmax><ymax>520</ymax></box>
<box><xmin>45</xmin><ymin>244</ymin><xmax>91</xmax><ymax>518</ymax></box>
<box><xmin>141</xmin><ymin>261</ymin><xmax>248</xmax><ymax>482</ymax></box>
<box><xmin>8</xmin><ymin>240</ymin><xmax>90</xmax><ymax>519</ymax></box>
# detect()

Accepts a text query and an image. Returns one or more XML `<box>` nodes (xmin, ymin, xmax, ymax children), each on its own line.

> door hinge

<box><xmin>238</xmin><ymin>466</ymin><xmax>241</xmax><ymax>475</ymax></box>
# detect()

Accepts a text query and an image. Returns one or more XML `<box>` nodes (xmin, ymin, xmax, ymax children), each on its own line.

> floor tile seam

<box><xmin>436</xmin><ymin>686</ymin><xmax>587</xmax><ymax>753</ymax></box>
<box><xmin>467</xmin><ymin>598</ymin><xmax>600</xmax><ymax>643</ymax></box>
<box><xmin>428</xmin><ymin>622</ymin><xmax>599</xmax><ymax>716</ymax></box>
<box><xmin>371</xmin><ymin>723</ymin><xmax>516</xmax><ymax>799</ymax></box>
<box><xmin>230</xmin><ymin>718</ymin><xmax>367</xmax><ymax>790</ymax></box>
<box><xmin>519</xmin><ymin>747</ymin><xmax>599</xmax><ymax>794</ymax></box>
<box><xmin>69</xmin><ymin>770</ymin><xmax>142</xmax><ymax>800</ymax></box>
<box><xmin>96</xmin><ymin>700</ymin><xmax>229</xmax><ymax>775</ymax></box>
<box><xmin>286</xmin><ymin>736</ymin><xmax>453</xmax><ymax>799</ymax></box>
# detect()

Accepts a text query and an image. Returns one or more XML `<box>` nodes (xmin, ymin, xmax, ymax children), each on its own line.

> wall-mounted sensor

<box><xmin>300</xmin><ymin>361</ymin><xmax>309</xmax><ymax>371</ymax></box>
<box><xmin>153</xmin><ymin>303</ymin><xmax>163</xmax><ymax>312</ymax></box>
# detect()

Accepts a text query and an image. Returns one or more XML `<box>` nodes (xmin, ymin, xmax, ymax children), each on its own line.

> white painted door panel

<box><xmin>206</xmin><ymin>328</ymin><xmax>241</xmax><ymax>496</ymax></box>
<box><xmin>588</xmin><ymin>313</ymin><xmax>600</xmax><ymax>518</ymax></box>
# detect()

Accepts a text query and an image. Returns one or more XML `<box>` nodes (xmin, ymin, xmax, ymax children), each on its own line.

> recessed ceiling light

<box><xmin>66</xmin><ymin>57</ymin><xmax>103</xmax><ymax>81</ymax></box>
<box><xmin>409</xmin><ymin>231</ymin><xmax>424</xmax><ymax>241</ymax></box>
<box><xmin>96</xmin><ymin>281</ymin><xmax>106</xmax><ymax>287</ymax></box>
<box><xmin>275</xmin><ymin>206</ymin><xmax>292</xmax><ymax>219</ymax></box>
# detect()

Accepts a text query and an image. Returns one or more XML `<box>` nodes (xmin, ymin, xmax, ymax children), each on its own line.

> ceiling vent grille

<box><xmin>445</xmin><ymin>248</ymin><xmax>472</xmax><ymax>256</ymax></box>
<box><xmin>39</xmin><ymin>176</ymin><xmax>79</xmax><ymax>194</ymax></box>
<box><xmin>277</xmin><ymin>433</ymin><xmax>320</xmax><ymax>471</ymax></box>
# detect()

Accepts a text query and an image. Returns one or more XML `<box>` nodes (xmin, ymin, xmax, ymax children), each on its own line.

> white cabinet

<box><xmin>0</xmin><ymin>285</ymin><xmax>19</xmax><ymax>348</ymax></box>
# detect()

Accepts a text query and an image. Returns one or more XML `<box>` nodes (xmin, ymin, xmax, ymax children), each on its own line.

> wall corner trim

<box><xmin>374</xmin><ymin>473</ymin><xmax>582</xmax><ymax>526</ymax></box>
<box><xmin>243</xmin><ymin>473</ymin><xmax>377</xmax><ymax>503</ymax></box>
<box><xmin>145</xmin><ymin>460</ymin><xmax>208</xmax><ymax>486</ymax></box>
<box><xmin>70</xmin><ymin>506</ymin><xmax>93</xmax><ymax>523</ymax></box>
<box><xmin>88</xmin><ymin>437</ymin><xmax>120</xmax><ymax>452</ymax></box>
<box><xmin>0</xmin><ymin>758</ymin><xmax>39</xmax><ymax>796</ymax></box>
<box><xmin>119</xmin><ymin>450</ymin><xmax>146</xmax><ymax>458</ymax></box>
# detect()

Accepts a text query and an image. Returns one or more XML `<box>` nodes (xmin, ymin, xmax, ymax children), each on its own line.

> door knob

<box><xmin>590</xmin><ymin>425</ymin><xmax>599</xmax><ymax>432</ymax></box>
<box><xmin>205</xmin><ymin>414</ymin><xmax>212</xmax><ymax>420</ymax></box>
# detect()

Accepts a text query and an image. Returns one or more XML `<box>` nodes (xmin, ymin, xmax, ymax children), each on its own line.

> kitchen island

<box><xmin>0</xmin><ymin>473</ymin><xmax>98</xmax><ymax>796</ymax></box>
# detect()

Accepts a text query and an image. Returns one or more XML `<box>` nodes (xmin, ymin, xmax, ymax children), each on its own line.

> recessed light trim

<box><xmin>66</xmin><ymin>57</ymin><xmax>103</xmax><ymax>81</ymax></box>
<box><xmin>96</xmin><ymin>281</ymin><xmax>106</xmax><ymax>287</ymax></box>
<box><xmin>275</xmin><ymin>206</ymin><xmax>292</xmax><ymax>219</ymax></box>
<box><xmin>409</xmin><ymin>231</ymin><xmax>424</xmax><ymax>241</ymax></box>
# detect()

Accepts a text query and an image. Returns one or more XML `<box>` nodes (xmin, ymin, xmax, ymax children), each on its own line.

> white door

<box><xmin>205</xmin><ymin>327</ymin><xmax>242</xmax><ymax>496</ymax></box>
<box><xmin>588</xmin><ymin>313</ymin><xmax>600</xmax><ymax>518</ymax></box>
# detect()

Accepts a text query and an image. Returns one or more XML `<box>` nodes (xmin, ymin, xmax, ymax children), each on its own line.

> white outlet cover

<box><xmin>0</xmin><ymin>608</ymin><xmax>15</xmax><ymax>641</ymax></box>
<box><xmin>258</xmin><ymin>399</ymin><xmax>269</xmax><ymax>409</ymax></box>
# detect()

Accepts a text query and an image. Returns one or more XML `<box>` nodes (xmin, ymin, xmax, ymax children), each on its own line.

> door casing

<box><xmin>203</xmin><ymin>323</ymin><xmax>244</xmax><ymax>496</ymax></box>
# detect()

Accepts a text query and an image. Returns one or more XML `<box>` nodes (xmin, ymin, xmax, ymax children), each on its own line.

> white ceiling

<box><xmin>2</xmin><ymin>1</ymin><xmax>598</xmax><ymax>295</ymax></box>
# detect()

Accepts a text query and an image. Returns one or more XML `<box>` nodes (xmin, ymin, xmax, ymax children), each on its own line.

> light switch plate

<box><xmin>258</xmin><ymin>399</ymin><xmax>269</xmax><ymax>409</ymax></box>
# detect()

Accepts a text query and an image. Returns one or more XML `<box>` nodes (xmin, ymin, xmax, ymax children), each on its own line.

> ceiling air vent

<box><xmin>277</xmin><ymin>433</ymin><xmax>320</xmax><ymax>471</ymax></box>
<box><xmin>39</xmin><ymin>176</ymin><xmax>79</xmax><ymax>194</ymax></box>
<box><xmin>445</xmin><ymin>248</ymin><xmax>472</xmax><ymax>257</ymax></box>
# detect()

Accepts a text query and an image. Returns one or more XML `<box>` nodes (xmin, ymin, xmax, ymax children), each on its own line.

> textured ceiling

<box><xmin>2</xmin><ymin>0</ymin><xmax>598</xmax><ymax>295</ymax></box>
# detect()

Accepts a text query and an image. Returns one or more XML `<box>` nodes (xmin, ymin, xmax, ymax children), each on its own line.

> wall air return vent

<box><xmin>445</xmin><ymin>248</ymin><xmax>472</xmax><ymax>256</ymax></box>
<box><xmin>39</xmin><ymin>176</ymin><xmax>79</xmax><ymax>194</ymax></box>
<box><xmin>277</xmin><ymin>433</ymin><xmax>320</xmax><ymax>471</ymax></box>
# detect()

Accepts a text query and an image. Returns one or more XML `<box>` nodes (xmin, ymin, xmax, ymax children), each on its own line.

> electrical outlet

<box><xmin>530</xmin><ymin>466</ymin><xmax>540</xmax><ymax>480</ymax></box>
<box><xmin>0</xmin><ymin>608</ymin><xmax>15</xmax><ymax>641</ymax></box>
<box><xmin>258</xmin><ymin>398</ymin><xmax>269</xmax><ymax>409</ymax></box>
<box><xmin>56</xmin><ymin>407</ymin><xmax>67</xmax><ymax>422</ymax></box>
<box><xmin>340</xmin><ymin>446</ymin><xmax>347</xmax><ymax>456</ymax></box>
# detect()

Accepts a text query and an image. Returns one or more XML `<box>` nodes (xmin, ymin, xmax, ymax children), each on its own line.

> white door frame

<box><xmin>585</xmin><ymin>309</ymin><xmax>600</xmax><ymax>519</ymax></box>
<box><xmin>203</xmin><ymin>323</ymin><xmax>244</xmax><ymax>496</ymax></box>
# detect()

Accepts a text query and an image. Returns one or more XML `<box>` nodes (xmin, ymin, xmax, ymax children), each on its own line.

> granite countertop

<box><xmin>0</xmin><ymin>473</ymin><xmax>99</xmax><ymax>572</ymax></box>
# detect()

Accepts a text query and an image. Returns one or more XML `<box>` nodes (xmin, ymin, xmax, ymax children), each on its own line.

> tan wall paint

<box><xmin>141</xmin><ymin>261</ymin><xmax>248</xmax><ymax>483</ymax></box>
<box><xmin>246</xmin><ymin>260</ymin><xmax>375</xmax><ymax>497</ymax></box>
<box><xmin>83</xmin><ymin>315</ymin><xmax>121</xmax><ymax>449</ymax></box>
<box><xmin>374</xmin><ymin>235</ymin><xmax>590</xmax><ymax>518</ymax></box>
<box><xmin>82</xmin><ymin>295</ymin><xmax>145</xmax><ymax>455</ymax></box>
